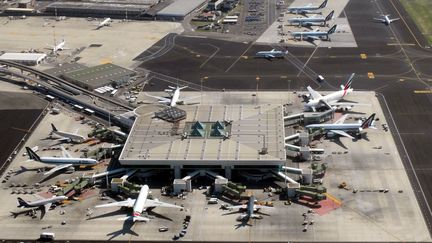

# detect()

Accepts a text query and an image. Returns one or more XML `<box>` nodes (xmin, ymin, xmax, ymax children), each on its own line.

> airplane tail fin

<box><xmin>325</xmin><ymin>10</ymin><xmax>334</xmax><ymax>22</ymax></box>
<box><xmin>327</xmin><ymin>24</ymin><xmax>337</xmax><ymax>34</ymax></box>
<box><xmin>17</xmin><ymin>197</ymin><xmax>29</xmax><ymax>207</ymax></box>
<box><xmin>25</xmin><ymin>147</ymin><xmax>41</xmax><ymax>162</ymax></box>
<box><xmin>319</xmin><ymin>0</ymin><xmax>328</xmax><ymax>9</ymax></box>
<box><xmin>361</xmin><ymin>113</ymin><xmax>376</xmax><ymax>129</ymax></box>
<box><xmin>51</xmin><ymin>123</ymin><xmax>58</xmax><ymax>132</ymax></box>
<box><xmin>342</xmin><ymin>73</ymin><xmax>355</xmax><ymax>90</ymax></box>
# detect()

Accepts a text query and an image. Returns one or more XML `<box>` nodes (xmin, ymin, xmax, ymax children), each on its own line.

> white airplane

<box><xmin>227</xmin><ymin>196</ymin><xmax>272</xmax><ymax>221</ymax></box>
<box><xmin>305</xmin><ymin>113</ymin><xmax>376</xmax><ymax>139</ymax></box>
<box><xmin>291</xmin><ymin>24</ymin><xmax>337</xmax><ymax>41</ymax></box>
<box><xmin>255</xmin><ymin>49</ymin><xmax>288</xmax><ymax>60</ymax></box>
<box><xmin>50</xmin><ymin>123</ymin><xmax>86</xmax><ymax>143</ymax></box>
<box><xmin>25</xmin><ymin>146</ymin><xmax>98</xmax><ymax>176</ymax></box>
<box><xmin>304</xmin><ymin>73</ymin><xmax>370</xmax><ymax>111</ymax></box>
<box><xmin>96</xmin><ymin>17</ymin><xmax>112</xmax><ymax>29</ymax></box>
<box><xmin>145</xmin><ymin>86</ymin><xmax>200</xmax><ymax>107</ymax></box>
<box><xmin>288</xmin><ymin>10</ymin><xmax>334</xmax><ymax>28</ymax></box>
<box><xmin>287</xmin><ymin>0</ymin><xmax>327</xmax><ymax>15</ymax></box>
<box><xmin>95</xmin><ymin>185</ymin><xmax>182</xmax><ymax>222</ymax></box>
<box><xmin>46</xmin><ymin>39</ymin><xmax>68</xmax><ymax>54</ymax></box>
<box><xmin>373</xmin><ymin>14</ymin><xmax>400</xmax><ymax>25</ymax></box>
<box><xmin>16</xmin><ymin>195</ymin><xmax>67</xmax><ymax>219</ymax></box>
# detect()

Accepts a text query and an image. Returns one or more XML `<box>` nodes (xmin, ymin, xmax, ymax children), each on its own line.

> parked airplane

<box><xmin>46</xmin><ymin>39</ymin><xmax>68</xmax><ymax>54</ymax></box>
<box><xmin>287</xmin><ymin>0</ymin><xmax>328</xmax><ymax>15</ymax></box>
<box><xmin>255</xmin><ymin>49</ymin><xmax>289</xmax><ymax>59</ymax></box>
<box><xmin>304</xmin><ymin>73</ymin><xmax>369</xmax><ymax>111</ymax></box>
<box><xmin>25</xmin><ymin>146</ymin><xmax>98</xmax><ymax>176</ymax></box>
<box><xmin>305</xmin><ymin>113</ymin><xmax>376</xmax><ymax>139</ymax></box>
<box><xmin>291</xmin><ymin>24</ymin><xmax>337</xmax><ymax>41</ymax></box>
<box><xmin>145</xmin><ymin>86</ymin><xmax>200</xmax><ymax>107</ymax></box>
<box><xmin>95</xmin><ymin>185</ymin><xmax>182</xmax><ymax>222</ymax></box>
<box><xmin>50</xmin><ymin>123</ymin><xmax>86</xmax><ymax>143</ymax></box>
<box><xmin>288</xmin><ymin>10</ymin><xmax>334</xmax><ymax>28</ymax></box>
<box><xmin>227</xmin><ymin>196</ymin><xmax>272</xmax><ymax>221</ymax></box>
<box><xmin>16</xmin><ymin>195</ymin><xmax>67</xmax><ymax>219</ymax></box>
<box><xmin>373</xmin><ymin>14</ymin><xmax>400</xmax><ymax>25</ymax></box>
<box><xmin>96</xmin><ymin>17</ymin><xmax>112</xmax><ymax>29</ymax></box>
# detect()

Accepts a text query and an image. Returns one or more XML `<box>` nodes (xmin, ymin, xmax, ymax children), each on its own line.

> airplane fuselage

<box><xmin>38</xmin><ymin>156</ymin><xmax>97</xmax><ymax>165</ymax></box>
<box><xmin>23</xmin><ymin>196</ymin><xmax>68</xmax><ymax>208</ymax></box>
<box><xmin>289</xmin><ymin>17</ymin><xmax>326</xmax><ymax>24</ymax></box>
<box><xmin>52</xmin><ymin>130</ymin><xmax>85</xmax><ymax>143</ymax></box>
<box><xmin>170</xmin><ymin>89</ymin><xmax>181</xmax><ymax>107</ymax></box>
<box><xmin>256</xmin><ymin>51</ymin><xmax>286</xmax><ymax>58</ymax></box>
<box><xmin>292</xmin><ymin>31</ymin><xmax>329</xmax><ymax>40</ymax></box>
<box><xmin>305</xmin><ymin>88</ymin><xmax>352</xmax><ymax>108</ymax></box>
<box><xmin>133</xmin><ymin>185</ymin><xmax>149</xmax><ymax>219</ymax></box>
<box><xmin>306</xmin><ymin>123</ymin><xmax>362</xmax><ymax>132</ymax></box>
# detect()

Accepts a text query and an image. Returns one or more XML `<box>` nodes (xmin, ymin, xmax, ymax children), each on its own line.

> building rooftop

<box><xmin>157</xmin><ymin>0</ymin><xmax>207</xmax><ymax>17</ymax></box>
<box><xmin>0</xmin><ymin>52</ymin><xmax>46</xmax><ymax>61</ymax></box>
<box><xmin>44</xmin><ymin>63</ymin><xmax>87</xmax><ymax>77</ymax></box>
<box><xmin>120</xmin><ymin>104</ymin><xmax>286</xmax><ymax>167</ymax></box>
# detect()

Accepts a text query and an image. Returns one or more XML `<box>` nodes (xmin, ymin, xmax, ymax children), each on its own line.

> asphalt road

<box><xmin>140</xmin><ymin>0</ymin><xmax>432</xmax><ymax>235</ymax></box>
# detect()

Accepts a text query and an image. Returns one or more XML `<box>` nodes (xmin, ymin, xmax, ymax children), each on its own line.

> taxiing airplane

<box><xmin>95</xmin><ymin>185</ymin><xmax>182</xmax><ymax>222</ymax></box>
<box><xmin>145</xmin><ymin>86</ymin><xmax>200</xmax><ymax>107</ymax></box>
<box><xmin>50</xmin><ymin>123</ymin><xmax>86</xmax><ymax>143</ymax></box>
<box><xmin>288</xmin><ymin>10</ymin><xmax>334</xmax><ymax>28</ymax></box>
<box><xmin>255</xmin><ymin>49</ymin><xmax>288</xmax><ymax>60</ymax></box>
<box><xmin>287</xmin><ymin>0</ymin><xmax>328</xmax><ymax>15</ymax></box>
<box><xmin>96</xmin><ymin>17</ymin><xmax>112</xmax><ymax>29</ymax></box>
<box><xmin>46</xmin><ymin>39</ymin><xmax>68</xmax><ymax>54</ymax></box>
<box><xmin>25</xmin><ymin>146</ymin><xmax>98</xmax><ymax>176</ymax></box>
<box><xmin>227</xmin><ymin>196</ymin><xmax>272</xmax><ymax>221</ymax></box>
<box><xmin>16</xmin><ymin>195</ymin><xmax>67</xmax><ymax>219</ymax></box>
<box><xmin>304</xmin><ymin>73</ymin><xmax>368</xmax><ymax>111</ymax></box>
<box><xmin>373</xmin><ymin>14</ymin><xmax>400</xmax><ymax>25</ymax></box>
<box><xmin>291</xmin><ymin>24</ymin><xmax>337</xmax><ymax>41</ymax></box>
<box><xmin>305</xmin><ymin>113</ymin><xmax>376</xmax><ymax>139</ymax></box>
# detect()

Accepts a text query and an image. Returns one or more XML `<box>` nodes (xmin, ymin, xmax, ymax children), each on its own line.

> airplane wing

<box><xmin>329</xmin><ymin>102</ymin><xmax>371</xmax><ymax>107</ymax></box>
<box><xmin>373</xmin><ymin>18</ymin><xmax>384</xmax><ymax>22</ymax></box>
<box><xmin>180</xmin><ymin>95</ymin><xmax>202</xmax><ymax>103</ymax></box>
<box><xmin>95</xmin><ymin>199</ymin><xmax>136</xmax><ymax>208</ymax></box>
<box><xmin>329</xmin><ymin>130</ymin><xmax>354</xmax><ymax>139</ymax></box>
<box><xmin>308</xmin><ymin>36</ymin><xmax>320</xmax><ymax>40</ymax></box>
<box><xmin>265</xmin><ymin>54</ymin><xmax>275</xmax><ymax>59</ymax></box>
<box><xmin>44</xmin><ymin>164</ymin><xmax>73</xmax><ymax>176</ymax></box>
<box><xmin>390</xmin><ymin>18</ymin><xmax>400</xmax><ymax>22</ymax></box>
<box><xmin>144</xmin><ymin>199</ymin><xmax>182</xmax><ymax>209</ymax></box>
<box><xmin>306</xmin><ymin>86</ymin><xmax>322</xmax><ymax>100</ymax></box>
<box><xmin>254</xmin><ymin>205</ymin><xmax>273</xmax><ymax>210</ymax></box>
<box><xmin>60</xmin><ymin>146</ymin><xmax>71</xmax><ymax>158</ymax></box>
<box><xmin>144</xmin><ymin>93</ymin><xmax>171</xmax><ymax>103</ymax></box>
<box><xmin>334</xmin><ymin>114</ymin><xmax>348</xmax><ymax>124</ymax></box>
<box><xmin>227</xmin><ymin>205</ymin><xmax>247</xmax><ymax>210</ymax></box>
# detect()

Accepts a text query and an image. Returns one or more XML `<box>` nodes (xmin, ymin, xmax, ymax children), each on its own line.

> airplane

<box><xmin>25</xmin><ymin>146</ymin><xmax>98</xmax><ymax>176</ymax></box>
<box><xmin>46</xmin><ymin>39</ymin><xmax>68</xmax><ymax>54</ymax></box>
<box><xmin>95</xmin><ymin>185</ymin><xmax>182</xmax><ymax>222</ymax></box>
<box><xmin>287</xmin><ymin>0</ymin><xmax>328</xmax><ymax>15</ymax></box>
<box><xmin>288</xmin><ymin>10</ymin><xmax>334</xmax><ymax>28</ymax></box>
<box><xmin>16</xmin><ymin>195</ymin><xmax>68</xmax><ymax>219</ymax></box>
<box><xmin>304</xmin><ymin>73</ymin><xmax>370</xmax><ymax>111</ymax></box>
<box><xmin>255</xmin><ymin>49</ymin><xmax>289</xmax><ymax>60</ymax></box>
<box><xmin>373</xmin><ymin>14</ymin><xmax>400</xmax><ymax>25</ymax></box>
<box><xmin>226</xmin><ymin>196</ymin><xmax>272</xmax><ymax>221</ymax></box>
<box><xmin>291</xmin><ymin>24</ymin><xmax>337</xmax><ymax>41</ymax></box>
<box><xmin>50</xmin><ymin>123</ymin><xmax>86</xmax><ymax>143</ymax></box>
<box><xmin>305</xmin><ymin>113</ymin><xmax>376</xmax><ymax>139</ymax></box>
<box><xmin>96</xmin><ymin>17</ymin><xmax>112</xmax><ymax>29</ymax></box>
<box><xmin>144</xmin><ymin>86</ymin><xmax>200</xmax><ymax>107</ymax></box>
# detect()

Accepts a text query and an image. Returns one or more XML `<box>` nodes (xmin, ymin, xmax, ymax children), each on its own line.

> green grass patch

<box><xmin>400</xmin><ymin>0</ymin><xmax>432</xmax><ymax>44</ymax></box>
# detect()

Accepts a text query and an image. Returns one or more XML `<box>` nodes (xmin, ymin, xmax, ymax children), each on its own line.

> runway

<box><xmin>139</xmin><ymin>0</ymin><xmax>432</xmax><ymax>235</ymax></box>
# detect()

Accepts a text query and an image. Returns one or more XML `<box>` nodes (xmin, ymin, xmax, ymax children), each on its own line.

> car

<box><xmin>317</xmin><ymin>75</ymin><xmax>325</xmax><ymax>82</ymax></box>
<box><xmin>159</xmin><ymin>226</ymin><xmax>169</xmax><ymax>232</ymax></box>
<box><xmin>208</xmin><ymin>198</ymin><xmax>219</xmax><ymax>204</ymax></box>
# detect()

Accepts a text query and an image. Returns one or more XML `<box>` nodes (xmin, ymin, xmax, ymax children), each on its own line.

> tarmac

<box><xmin>0</xmin><ymin>17</ymin><xmax>183</xmax><ymax>69</ymax></box>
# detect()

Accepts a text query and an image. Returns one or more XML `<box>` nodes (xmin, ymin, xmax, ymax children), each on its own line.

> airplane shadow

<box><xmin>87</xmin><ymin>208</ymin><xmax>126</xmax><ymax>220</ymax></box>
<box><xmin>234</xmin><ymin>219</ymin><xmax>252</xmax><ymax>229</ymax></box>
<box><xmin>106</xmin><ymin>220</ymin><xmax>139</xmax><ymax>240</ymax></box>
<box><xmin>330</xmin><ymin>137</ymin><xmax>348</xmax><ymax>150</ymax></box>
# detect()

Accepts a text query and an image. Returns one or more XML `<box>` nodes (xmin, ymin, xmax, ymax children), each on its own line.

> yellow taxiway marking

<box><xmin>280</xmin><ymin>75</ymin><xmax>287</xmax><ymax>79</ymax></box>
<box><xmin>99</xmin><ymin>58</ymin><xmax>112</xmax><ymax>64</ymax></box>
<box><xmin>367</xmin><ymin>72</ymin><xmax>375</xmax><ymax>79</ymax></box>
<box><xmin>256</xmin><ymin>76</ymin><xmax>260</xmax><ymax>81</ymax></box>
<box><xmin>414</xmin><ymin>90</ymin><xmax>432</xmax><ymax>94</ymax></box>
<box><xmin>325</xmin><ymin>193</ymin><xmax>342</xmax><ymax>205</ymax></box>
<box><xmin>387</xmin><ymin>43</ymin><xmax>415</xmax><ymax>46</ymax></box>
<box><xmin>196</xmin><ymin>54</ymin><xmax>201</xmax><ymax>58</ymax></box>
<box><xmin>360</xmin><ymin>53</ymin><xmax>367</xmax><ymax>59</ymax></box>
<box><xmin>242</xmin><ymin>56</ymin><xmax>248</xmax><ymax>59</ymax></box>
